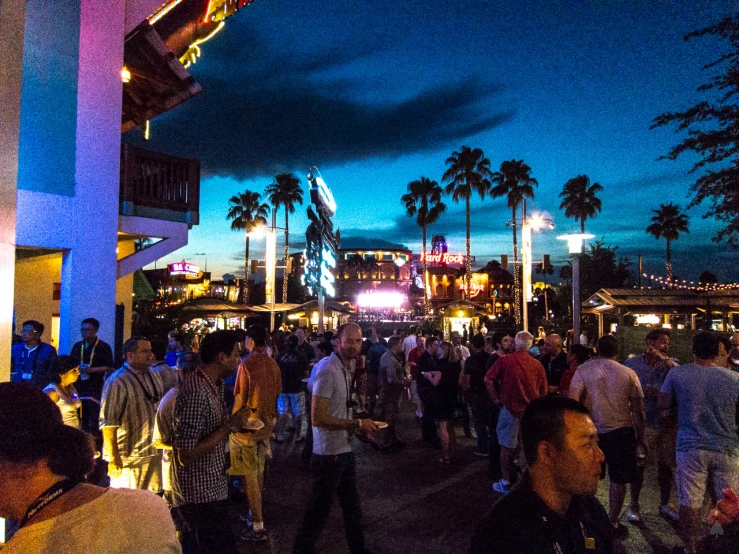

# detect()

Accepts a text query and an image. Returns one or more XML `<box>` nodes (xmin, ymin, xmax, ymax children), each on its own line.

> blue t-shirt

<box><xmin>661</xmin><ymin>363</ymin><xmax>739</xmax><ymax>453</ymax></box>
<box><xmin>625</xmin><ymin>354</ymin><xmax>674</xmax><ymax>428</ymax></box>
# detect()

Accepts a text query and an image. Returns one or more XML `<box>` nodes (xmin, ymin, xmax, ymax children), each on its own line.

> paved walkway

<box><xmin>236</xmin><ymin>401</ymin><xmax>692</xmax><ymax>553</ymax></box>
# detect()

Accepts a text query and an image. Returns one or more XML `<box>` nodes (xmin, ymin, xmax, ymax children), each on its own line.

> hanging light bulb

<box><xmin>121</xmin><ymin>65</ymin><xmax>131</xmax><ymax>83</ymax></box>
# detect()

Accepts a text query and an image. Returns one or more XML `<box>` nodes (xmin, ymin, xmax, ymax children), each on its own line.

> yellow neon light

<box><xmin>144</xmin><ymin>120</ymin><xmax>150</xmax><ymax>140</ymax></box>
<box><xmin>148</xmin><ymin>0</ymin><xmax>183</xmax><ymax>25</ymax></box>
<box><xmin>178</xmin><ymin>21</ymin><xmax>225</xmax><ymax>67</ymax></box>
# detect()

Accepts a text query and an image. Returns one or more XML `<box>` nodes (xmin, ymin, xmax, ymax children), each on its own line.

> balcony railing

<box><xmin>120</xmin><ymin>143</ymin><xmax>200</xmax><ymax>226</ymax></box>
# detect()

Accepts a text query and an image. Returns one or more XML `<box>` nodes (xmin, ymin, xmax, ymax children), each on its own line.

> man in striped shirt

<box><xmin>172</xmin><ymin>330</ymin><xmax>252</xmax><ymax>554</ymax></box>
<box><xmin>100</xmin><ymin>337</ymin><xmax>165</xmax><ymax>493</ymax></box>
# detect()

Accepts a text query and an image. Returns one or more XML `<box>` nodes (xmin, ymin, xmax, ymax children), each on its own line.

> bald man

<box><xmin>539</xmin><ymin>334</ymin><xmax>569</xmax><ymax>393</ymax></box>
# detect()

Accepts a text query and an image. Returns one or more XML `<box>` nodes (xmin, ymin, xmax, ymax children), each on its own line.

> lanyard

<box><xmin>18</xmin><ymin>479</ymin><xmax>78</xmax><ymax>529</ymax></box>
<box><xmin>80</xmin><ymin>339</ymin><xmax>98</xmax><ymax>366</ymax></box>
<box><xmin>195</xmin><ymin>369</ymin><xmax>225</xmax><ymax>421</ymax></box>
<box><xmin>552</xmin><ymin>520</ymin><xmax>591</xmax><ymax>554</ymax></box>
<box><xmin>125</xmin><ymin>366</ymin><xmax>160</xmax><ymax>404</ymax></box>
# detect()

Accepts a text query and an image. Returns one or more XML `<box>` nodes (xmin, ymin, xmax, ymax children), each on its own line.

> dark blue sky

<box><xmin>132</xmin><ymin>0</ymin><xmax>737</xmax><ymax>282</ymax></box>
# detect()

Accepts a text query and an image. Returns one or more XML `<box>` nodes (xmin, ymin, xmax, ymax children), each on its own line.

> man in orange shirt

<box><xmin>231</xmin><ymin>325</ymin><xmax>282</xmax><ymax>541</ymax></box>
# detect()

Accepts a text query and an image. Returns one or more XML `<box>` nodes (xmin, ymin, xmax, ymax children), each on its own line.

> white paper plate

<box><xmin>242</xmin><ymin>419</ymin><xmax>264</xmax><ymax>431</ymax></box>
<box><xmin>373</xmin><ymin>421</ymin><xmax>388</xmax><ymax>429</ymax></box>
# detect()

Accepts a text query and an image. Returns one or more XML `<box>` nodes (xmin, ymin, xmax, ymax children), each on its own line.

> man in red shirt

<box><xmin>486</xmin><ymin>331</ymin><xmax>548</xmax><ymax>494</ymax></box>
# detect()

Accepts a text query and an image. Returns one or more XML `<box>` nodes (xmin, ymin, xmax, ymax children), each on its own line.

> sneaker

<box><xmin>611</xmin><ymin>523</ymin><xmax>629</xmax><ymax>539</ymax></box>
<box><xmin>473</xmin><ymin>451</ymin><xmax>490</xmax><ymax>458</ymax></box>
<box><xmin>626</xmin><ymin>508</ymin><xmax>641</xmax><ymax>524</ymax></box>
<box><xmin>239</xmin><ymin>512</ymin><xmax>253</xmax><ymax>527</ymax></box>
<box><xmin>659</xmin><ymin>504</ymin><xmax>680</xmax><ymax>522</ymax></box>
<box><xmin>492</xmin><ymin>480</ymin><xmax>511</xmax><ymax>494</ymax></box>
<box><xmin>241</xmin><ymin>528</ymin><xmax>267</xmax><ymax>542</ymax></box>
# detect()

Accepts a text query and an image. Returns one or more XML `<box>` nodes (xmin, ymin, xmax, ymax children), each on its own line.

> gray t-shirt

<box><xmin>661</xmin><ymin>363</ymin><xmax>739</xmax><ymax>453</ymax></box>
<box><xmin>312</xmin><ymin>353</ymin><xmax>353</xmax><ymax>456</ymax></box>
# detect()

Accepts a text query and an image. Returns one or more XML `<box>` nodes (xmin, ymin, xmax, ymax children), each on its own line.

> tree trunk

<box><xmin>283</xmin><ymin>208</ymin><xmax>289</xmax><ymax>303</ymax></box>
<box><xmin>666</xmin><ymin>238</ymin><xmax>672</xmax><ymax>283</ymax></box>
<box><xmin>580</xmin><ymin>218</ymin><xmax>585</xmax><ymax>233</ymax></box>
<box><xmin>512</xmin><ymin>206</ymin><xmax>521</xmax><ymax>327</ymax></box>
<box><xmin>243</xmin><ymin>234</ymin><xmax>250</xmax><ymax>305</ymax></box>
<box><xmin>422</xmin><ymin>224</ymin><xmax>429</xmax><ymax>316</ymax></box>
<box><xmin>465</xmin><ymin>196</ymin><xmax>471</xmax><ymax>301</ymax></box>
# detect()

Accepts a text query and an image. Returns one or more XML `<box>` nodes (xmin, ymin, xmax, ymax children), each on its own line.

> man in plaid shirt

<box><xmin>172</xmin><ymin>330</ymin><xmax>252</xmax><ymax>553</ymax></box>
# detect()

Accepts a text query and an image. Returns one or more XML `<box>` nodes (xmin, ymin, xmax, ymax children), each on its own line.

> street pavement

<box><xmin>235</xmin><ymin>399</ymin><xmax>692</xmax><ymax>554</ymax></box>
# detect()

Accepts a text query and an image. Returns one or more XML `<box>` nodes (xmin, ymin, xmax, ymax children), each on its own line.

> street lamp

<box><xmin>248</xmin><ymin>225</ymin><xmax>278</xmax><ymax>331</ymax></box>
<box><xmin>557</xmin><ymin>233</ymin><xmax>594</xmax><ymax>343</ymax></box>
<box><xmin>521</xmin><ymin>214</ymin><xmax>553</xmax><ymax>332</ymax></box>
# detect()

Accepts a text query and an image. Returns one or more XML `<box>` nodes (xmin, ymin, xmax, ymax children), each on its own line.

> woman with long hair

<box><xmin>427</xmin><ymin>341</ymin><xmax>462</xmax><ymax>463</ymax></box>
<box><xmin>43</xmin><ymin>355</ymin><xmax>82</xmax><ymax>428</ymax></box>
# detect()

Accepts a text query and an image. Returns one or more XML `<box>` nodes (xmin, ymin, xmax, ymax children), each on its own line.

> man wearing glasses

<box><xmin>100</xmin><ymin>337</ymin><xmax>164</xmax><ymax>493</ymax></box>
<box><xmin>10</xmin><ymin>320</ymin><xmax>57</xmax><ymax>388</ymax></box>
<box><xmin>70</xmin><ymin>318</ymin><xmax>114</xmax><ymax>433</ymax></box>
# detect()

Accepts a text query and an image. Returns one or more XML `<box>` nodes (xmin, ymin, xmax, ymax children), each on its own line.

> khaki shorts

<box><xmin>644</xmin><ymin>426</ymin><xmax>677</xmax><ymax>468</ymax></box>
<box><xmin>229</xmin><ymin>436</ymin><xmax>268</xmax><ymax>478</ymax></box>
<box><xmin>676</xmin><ymin>449</ymin><xmax>739</xmax><ymax>510</ymax></box>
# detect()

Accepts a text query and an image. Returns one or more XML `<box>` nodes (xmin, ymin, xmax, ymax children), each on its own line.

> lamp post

<box><xmin>521</xmin><ymin>214</ymin><xmax>553</xmax><ymax>333</ymax></box>
<box><xmin>557</xmin><ymin>233</ymin><xmax>594</xmax><ymax>344</ymax></box>
<box><xmin>248</xmin><ymin>225</ymin><xmax>278</xmax><ymax>331</ymax></box>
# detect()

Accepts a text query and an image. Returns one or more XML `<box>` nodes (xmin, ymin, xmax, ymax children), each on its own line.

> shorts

<box><xmin>644</xmin><ymin>426</ymin><xmax>677</xmax><ymax>468</ymax></box>
<box><xmin>496</xmin><ymin>407</ymin><xmax>521</xmax><ymax>449</ymax></box>
<box><xmin>598</xmin><ymin>427</ymin><xmax>637</xmax><ymax>484</ymax></box>
<box><xmin>277</xmin><ymin>392</ymin><xmax>305</xmax><ymax>418</ymax></box>
<box><xmin>229</xmin><ymin>437</ymin><xmax>268</xmax><ymax>480</ymax></box>
<box><xmin>109</xmin><ymin>456</ymin><xmax>162</xmax><ymax>493</ymax></box>
<box><xmin>676</xmin><ymin>449</ymin><xmax>739</xmax><ymax>510</ymax></box>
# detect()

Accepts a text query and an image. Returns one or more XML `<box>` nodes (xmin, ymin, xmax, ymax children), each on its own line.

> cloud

<box><xmin>124</xmin><ymin>21</ymin><xmax>513</xmax><ymax>178</ymax></box>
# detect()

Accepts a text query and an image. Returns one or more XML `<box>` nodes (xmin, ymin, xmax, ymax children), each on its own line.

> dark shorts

<box><xmin>598</xmin><ymin>427</ymin><xmax>637</xmax><ymax>484</ymax></box>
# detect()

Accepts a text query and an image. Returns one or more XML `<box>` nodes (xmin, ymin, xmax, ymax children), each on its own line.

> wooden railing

<box><xmin>120</xmin><ymin>143</ymin><xmax>200</xmax><ymax>224</ymax></box>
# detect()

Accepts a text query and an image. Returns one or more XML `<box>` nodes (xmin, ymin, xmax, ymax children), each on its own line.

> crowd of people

<box><xmin>5</xmin><ymin>317</ymin><xmax>739</xmax><ymax>553</ymax></box>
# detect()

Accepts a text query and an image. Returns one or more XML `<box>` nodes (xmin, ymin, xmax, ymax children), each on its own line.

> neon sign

<box><xmin>169</xmin><ymin>262</ymin><xmax>200</xmax><ymax>277</ymax></box>
<box><xmin>420</xmin><ymin>252</ymin><xmax>465</xmax><ymax>264</ymax></box>
<box><xmin>457</xmin><ymin>281</ymin><xmax>485</xmax><ymax>298</ymax></box>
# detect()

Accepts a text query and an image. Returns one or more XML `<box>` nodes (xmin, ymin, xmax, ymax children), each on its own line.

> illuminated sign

<box><xmin>168</xmin><ymin>262</ymin><xmax>200</xmax><ymax>277</ymax></box>
<box><xmin>357</xmin><ymin>292</ymin><xmax>405</xmax><ymax>309</ymax></box>
<box><xmin>311</xmin><ymin>173</ymin><xmax>337</xmax><ymax>217</ymax></box>
<box><xmin>420</xmin><ymin>252</ymin><xmax>465</xmax><ymax>264</ymax></box>
<box><xmin>457</xmin><ymin>281</ymin><xmax>485</xmax><ymax>298</ymax></box>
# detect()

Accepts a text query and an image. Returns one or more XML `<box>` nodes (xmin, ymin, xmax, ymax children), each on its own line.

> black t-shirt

<box><xmin>278</xmin><ymin>349</ymin><xmax>309</xmax><ymax>393</ymax></box>
<box><xmin>416</xmin><ymin>350</ymin><xmax>437</xmax><ymax>393</ymax></box>
<box><xmin>296</xmin><ymin>341</ymin><xmax>316</xmax><ymax>363</ymax></box>
<box><xmin>70</xmin><ymin>339</ymin><xmax>114</xmax><ymax>395</ymax></box>
<box><xmin>464</xmin><ymin>350</ymin><xmax>490</xmax><ymax>395</ymax></box>
<box><xmin>470</xmin><ymin>475</ymin><xmax>613</xmax><ymax>554</ymax></box>
<box><xmin>435</xmin><ymin>360</ymin><xmax>461</xmax><ymax>406</ymax></box>
<box><xmin>540</xmin><ymin>351</ymin><xmax>569</xmax><ymax>387</ymax></box>
<box><xmin>486</xmin><ymin>352</ymin><xmax>502</xmax><ymax>372</ymax></box>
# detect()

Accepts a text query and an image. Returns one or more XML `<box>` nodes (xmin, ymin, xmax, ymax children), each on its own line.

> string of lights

<box><xmin>638</xmin><ymin>273</ymin><xmax>739</xmax><ymax>291</ymax></box>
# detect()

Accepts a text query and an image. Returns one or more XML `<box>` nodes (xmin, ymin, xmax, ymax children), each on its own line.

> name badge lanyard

<box><xmin>552</xmin><ymin>520</ymin><xmax>594</xmax><ymax>553</ymax></box>
<box><xmin>125</xmin><ymin>366</ymin><xmax>161</xmax><ymax>404</ymax></box>
<box><xmin>21</xmin><ymin>347</ymin><xmax>40</xmax><ymax>380</ymax></box>
<box><xmin>81</xmin><ymin>338</ymin><xmax>98</xmax><ymax>367</ymax></box>
<box><xmin>195</xmin><ymin>369</ymin><xmax>225</xmax><ymax>422</ymax></box>
<box><xmin>18</xmin><ymin>479</ymin><xmax>78</xmax><ymax>529</ymax></box>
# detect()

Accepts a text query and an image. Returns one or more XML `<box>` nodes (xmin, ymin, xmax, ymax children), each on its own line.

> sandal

<box><xmin>439</xmin><ymin>457</ymin><xmax>452</xmax><ymax>464</ymax></box>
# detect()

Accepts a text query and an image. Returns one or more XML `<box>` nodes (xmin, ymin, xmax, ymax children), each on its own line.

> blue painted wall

<box><xmin>17</xmin><ymin>1</ymin><xmax>80</xmax><ymax>196</ymax></box>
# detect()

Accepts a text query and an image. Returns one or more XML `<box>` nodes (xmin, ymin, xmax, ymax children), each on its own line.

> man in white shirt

<box><xmin>402</xmin><ymin>325</ymin><xmax>418</xmax><ymax>361</ymax></box>
<box><xmin>570</xmin><ymin>334</ymin><xmax>645</xmax><ymax>538</ymax></box>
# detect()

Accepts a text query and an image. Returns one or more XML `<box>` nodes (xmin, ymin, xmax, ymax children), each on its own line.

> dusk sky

<box><xmin>128</xmin><ymin>0</ymin><xmax>738</xmax><ymax>282</ymax></box>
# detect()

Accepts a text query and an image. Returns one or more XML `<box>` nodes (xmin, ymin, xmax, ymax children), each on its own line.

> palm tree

<box><xmin>646</xmin><ymin>203</ymin><xmax>689</xmax><ymax>283</ymax></box>
<box><xmin>559</xmin><ymin>175</ymin><xmax>604</xmax><ymax>232</ymax></box>
<box><xmin>490</xmin><ymin>159</ymin><xmax>538</xmax><ymax>327</ymax></box>
<box><xmin>226</xmin><ymin>191</ymin><xmax>270</xmax><ymax>305</ymax></box>
<box><xmin>266</xmin><ymin>173</ymin><xmax>304</xmax><ymax>303</ymax></box>
<box><xmin>442</xmin><ymin>146</ymin><xmax>493</xmax><ymax>300</ymax></box>
<box><xmin>401</xmin><ymin>177</ymin><xmax>446</xmax><ymax>315</ymax></box>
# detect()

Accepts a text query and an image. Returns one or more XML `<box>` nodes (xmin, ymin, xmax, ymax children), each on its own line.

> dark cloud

<box><xmin>124</xmin><ymin>20</ymin><xmax>513</xmax><ymax>177</ymax></box>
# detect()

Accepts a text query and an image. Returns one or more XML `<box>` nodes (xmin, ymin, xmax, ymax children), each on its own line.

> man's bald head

<box><xmin>543</xmin><ymin>334</ymin><xmax>562</xmax><ymax>356</ymax></box>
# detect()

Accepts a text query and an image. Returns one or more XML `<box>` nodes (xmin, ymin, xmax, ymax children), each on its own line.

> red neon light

<box><xmin>420</xmin><ymin>252</ymin><xmax>465</xmax><ymax>264</ymax></box>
